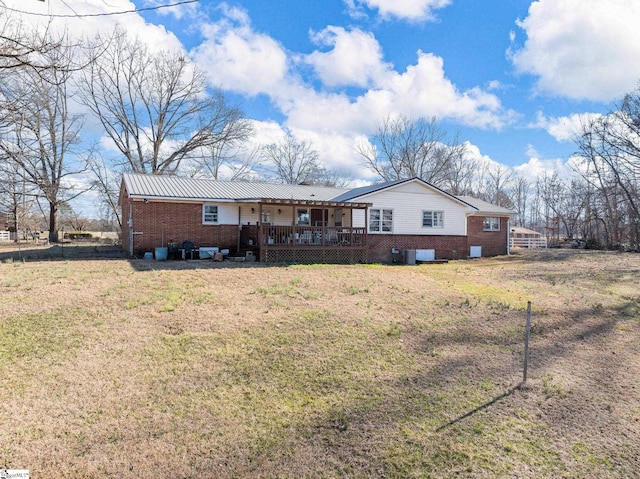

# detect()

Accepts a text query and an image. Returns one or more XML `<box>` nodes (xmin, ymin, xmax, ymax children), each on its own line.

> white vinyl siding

<box><xmin>239</xmin><ymin>205</ymin><xmax>355</xmax><ymax>228</ymax></box>
<box><xmin>351</xmin><ymin>208</ymin><xmax>366</xmax><ymax>228</ymax></box>
<box><xmin>361</xmin><ymin>181</ymin><xmax>471</xmax><ymax>236</ymax></box>
<box><xmin>206</xmin><ymin>203</ymin><xmax>245</xmax><ymax>225</ymax></box>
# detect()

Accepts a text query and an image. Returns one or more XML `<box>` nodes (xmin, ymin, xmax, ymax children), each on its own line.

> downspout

<box><xmin>237</xmin><ymin>206</ymin><xmax>241</xmax><ymax>254</ymax></box>
<box><xmin>506</xmin><ymin>218</ymin><xmax>511</xmax><ymax>256</ymax></box>
<box><xmin>128</xmin><ymin>201</ymin><xmax>134</xmax><ymax>257</ymax></box>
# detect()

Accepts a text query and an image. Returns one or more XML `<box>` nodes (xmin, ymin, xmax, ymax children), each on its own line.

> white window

<box><xmin>297</xmin><ymin>208</ymin><xmax>310</xmax><ymax>226</ymax></box>
<box><xmin>423</xmin><ymin>211</ymin><xmax>444</xmax><ymax>228</ymax></box>
<box><xmin>261</xmin><ymin>208</ymin><xmax>273</xmax><ymax>224</ymax></box>
<box><xmin>203</xmin><ymin>204</ymin><xmax>219</xmax><ymax>224</ymax></box>
<box><xmin>369</xmin><ymin>208</ymin><xmax>393</xmax><ymax>232</ymax></box>
<box><xmin>483</xmin><ymin>217</ymin><xmax>500</xmax><ymax>231</ymax></box>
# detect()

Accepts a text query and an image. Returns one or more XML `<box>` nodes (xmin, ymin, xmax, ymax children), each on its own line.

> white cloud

<box><xmin>533</xmin><ymin>112</ymin><xmax>603</xmax><ymax>142</ymax></box>
<box><xmin>191</xmin><ymin>7</ymin><xmax>513</xmax><ymax>176</ymax></box>
<box><xmin>369</xmin><ymin>52</ymin><xmax>510</xmax><ymax>129</ymax></box>
<box><xmin>511</xmin><ymin>0</ymin><xmax>640</xmax><ymax>101</ymax></box>
<box><xmin>346</xmin><ymin>0</ymin><xmax>451</xmax><ymax>22</ymax></box>
<box><xmin>287</xmin><ymin>50</ymin><xmax>513</xmax><ymax>133</ymax></box>
<box><xmin>3</xmin><ymin>0</ymin><xmax>184</xmax><ymax>51</ymax></box>
<box><xmin>292</xmin><ymin>129</ymin><xmax>380</xmax><ymax>180</ymax></box>
<box><xmin>244</xmin><ymin>121</ymin><xmax>376</xmax><ymax>181</ymax></box>
<box><xmin>306</xmin><ymin>26</ymin><xmax>391</xmax><ymax>88</ymax></box>
<box><xmin>191</xmin><ymin>6</ymin><xmax>289</xmax><ymax>97</ymax></box>
<box><xmin>464</xmin><ymin>142</ymin><xmax>505</xmax><ymax>175</ymax></box>
<box><xmin>514</xmin><ymin>156</ymin><xmax>574</xmax><ymax>181</ymax></box>
<box><xmin>525</xmin><ymin>144</ymin><xmax>541</xmax><ymax>160</ymax></box>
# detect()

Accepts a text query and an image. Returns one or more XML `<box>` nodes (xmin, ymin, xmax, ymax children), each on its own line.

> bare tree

<box><xmin>0</xmin><ymin>158</ymin><xmax>38</xmax><ymax>240</ymax></box>
<box><xmin>539</xmin><ymin>173</ymin><xmax>586</xmax><ymax>241</ymax></box>
<box><xmin>486</xmin><ymin>164</ymin><xmax>514</xmax><ymax>208</ymax></box>
<box><xmin>574</xmin><ymin>88</ymin><xmax>640</xmax><ymax>249</ymax></box>
<box><xmin>0</xmin><ymin>37</ymin><xmax>88</xmax><ymax>242</ymax></box>
<box><xmin>77</xmin><ymin>30</ymin><xmax>252</xmax><ymax>175</ymax></box>
<box><xmin>261</xmin><ymin>132</ymin><xmax>325</xmax><ymax>184</ymax></box>
<box><xmin>192</xmin><ymin>142</ymin><xmax>262</xmax><ymax>181</ymax></box>
<box><xmin>510</xmin><ymin>176</ymin><xmax>530</xmax><ymax>227</ymax></box>
<box><xmin>0</xmin><ymin>11</ymin><xmax>63</xmax><ymax>73</ymax></box>
<box><xmin>316</xmin><ymin>168</ymin><xmax>353</xmax><ymax>188</ymax></box>
<box><xmin>87</xmin><ymin>152</ymin><xmax>123</xmax><ymax>232</ymax></box>
<box><xmin>441</xmin><ymin>146</ymin><xmax>476</xmax><ymax>195</ymax></box>
<box><xmin>358</xmin><ymin>115</ymin><xmax>468</xmax><ymax>186</ymax></box>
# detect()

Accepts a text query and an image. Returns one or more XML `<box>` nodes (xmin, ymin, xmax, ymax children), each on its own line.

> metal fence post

<box><xmin>523</xmin><ymin>301</ymin><xmax>532</xmax><ymax>384</ymax></box>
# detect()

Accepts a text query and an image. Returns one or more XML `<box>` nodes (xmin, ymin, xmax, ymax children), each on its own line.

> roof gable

<box><xmin>456</xmin><ymin>196</ymin><xmax>515</xmax><ymax>215</ymax></box>
<box><xmin>332</xmin><ymin>177</ymin><xmax>474</xmax><ymax>209</ymax></box>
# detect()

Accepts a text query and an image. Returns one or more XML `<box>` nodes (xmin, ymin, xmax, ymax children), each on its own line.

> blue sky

<box><xmin>5</xmin><ymin>0</ymin><xmax>640</xmax><ymax>212</ymax></box>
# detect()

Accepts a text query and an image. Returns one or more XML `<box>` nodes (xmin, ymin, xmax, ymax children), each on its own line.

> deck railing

<box><xmin>510</xmin><ymin>237</ymin><xmax>548</xmax><ymax>248</ymax></box>
<box><xmin>261</xmin><ymin>225</ymin><xmax>366</xmax><ymax>247</ymax></box>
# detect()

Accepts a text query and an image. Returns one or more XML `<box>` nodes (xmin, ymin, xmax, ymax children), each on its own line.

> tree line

<box><xmin>1</xmin><ymin>11</ymin><xmax>639</xmax><ymax>250</ymax></box>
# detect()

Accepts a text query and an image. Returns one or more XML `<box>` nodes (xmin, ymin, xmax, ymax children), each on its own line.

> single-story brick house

<box><xmin>119</xmin><ymin>173</ymin><xmax>513</xmax><ymax>263</ymax></box>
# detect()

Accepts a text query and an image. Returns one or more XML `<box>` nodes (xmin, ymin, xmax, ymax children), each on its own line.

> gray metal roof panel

<box><xmin>123</xmin><ymin>173</ymin><xmax>349</xmax><ymax>202</ymax></box>
<box><xmin>331</xmin><ymin>177</ymin><xmax>476</xmax><ymax>211</ymax></box>
<box><xmin>330</xmin><ymin>178</ymin><xmax>409</xmax><ymax>202</ymax></box>
<box><xmin>457</xmin><ymin>195</ymin><xmax>515</xmax><ymax>215</ymax></box>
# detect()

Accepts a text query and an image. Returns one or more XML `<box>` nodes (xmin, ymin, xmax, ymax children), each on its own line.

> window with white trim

<box><xmin>261</xmin><ymin>208</ymin><xmax>273</xmax><ymax>224</ymax></box>
<box><xmin>483</xmin><ymin>217</ymin><xmax>500</xmax><ymax>231</ymax></box>
<box><xmin>297</xmin><ymin>208</ymin><xmax>310</xmax><ymax>226</ymax></box>
<box><xmin>422</xmin><ymin>210</ymin><xmax>444</xmax><ymax>228</ymax></box>
<box><xmin>369</xmin><ymin>208</ymin><xmax>393</xmax><ymax>232</ymax></box>
<box><xmin>203</xmin><ymin>204</ymin><xmax>219</xmax><ymax>224</ymax></box>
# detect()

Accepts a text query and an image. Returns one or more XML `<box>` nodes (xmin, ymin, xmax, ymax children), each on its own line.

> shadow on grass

<box><xmin>127</xmin><ymin>257</ymin><xmax>293</xmax><ymax>271</ymax></box>
<box><xmin>0</xmin><ymin>243</ymin><xmax>126</xmax><ymax>262</ymax></box>
<box><xmin>510</xmin><ymin>248</ymin><xmax>634</xmax><ymax>262</ymax></box>
<box><xmin>435</xmin><ymin>383</ymin><xmax>523</xmax><ymax>432</ymax></box>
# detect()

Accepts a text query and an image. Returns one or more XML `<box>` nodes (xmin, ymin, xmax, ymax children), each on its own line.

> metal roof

<box><xmin>330</xmin><ymin>178</ymin><xmax>409</xmax><ymax>202</ymax></box>
<box><xmin>457</xmin><ymin>196</ymin><xmax>515</xmax><ymax>215</ymax></box>
<box><xmin>332</xmin><ymin>177</ymin><xmax>480</xmax><ymax>210</ymax></box>
<box><xmin>122</xmin><ymin>173</ymin><xmax>350</xmax><ymax>203</ymax></box>
<box><xmin>121</xmin><ymin>174</ymin><xmax>513</xmax><ymax>214</ymax></box>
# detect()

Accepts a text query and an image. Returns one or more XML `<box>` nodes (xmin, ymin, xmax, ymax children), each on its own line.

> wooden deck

<box><xmin>257</xmin><ymin>225</ymin><xmax>368</xmax><ymax>263</ymax></box>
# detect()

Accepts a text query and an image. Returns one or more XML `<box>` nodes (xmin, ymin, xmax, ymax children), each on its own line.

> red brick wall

<box><xmin>367</xmin><ymin>234</ymin><xmax>469</xmax><ymax>263</ymax></box>
<box><xmin>123</xmin><ymin>198</ymin><xmax>239</xmax><ymax>257</ymax></box>
<box><xmin>466</xmin><ymin>216</ymin><xmax>509</xmax><ymax>257</ymax></box>
<box><xmin>119</xmin><ymin>193</ymin><xmax>511</xmax><ymax>261</ymax></box>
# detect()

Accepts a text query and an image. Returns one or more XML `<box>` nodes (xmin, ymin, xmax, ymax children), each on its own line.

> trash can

<box><xmin>403</xmin><ymin>249</ymin><xmax>416</xmax><ymax>265</ymax></box>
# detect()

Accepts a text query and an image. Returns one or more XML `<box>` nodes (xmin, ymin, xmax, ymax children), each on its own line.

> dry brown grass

<box><xmin>1</xmin><ymin>249</ymin><xmax>639</xmax><ymax>478</ymax></box>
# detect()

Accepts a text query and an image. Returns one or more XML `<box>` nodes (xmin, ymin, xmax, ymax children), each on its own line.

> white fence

<box><xmin>0</xmin><ymin>231</ymin><xmax>10</xmax><ymax>242</ymax></box>
<box><xmin>510</xmin><ymin>237</ymin><xmax>548</xmax><ymax>248</ymax></box>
